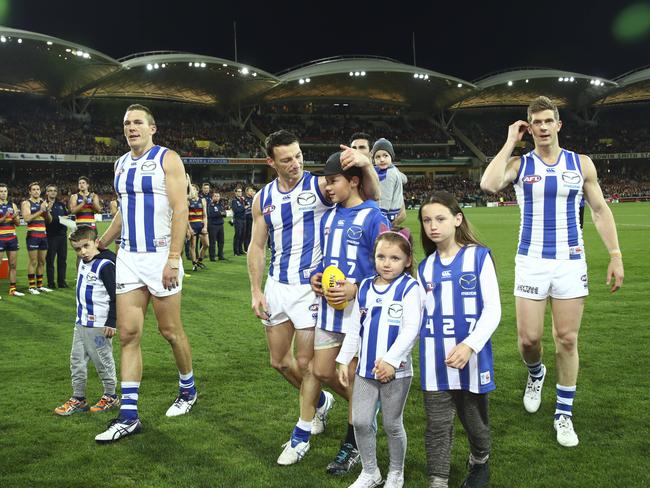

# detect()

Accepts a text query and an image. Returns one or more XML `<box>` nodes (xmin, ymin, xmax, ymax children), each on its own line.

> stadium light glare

<box><xmin>361</xmin><ymin>71</ymin><xmax>366</xmax><ymax>76</ymax></box>
<box><xmin>66</xmin><ymin>48</ymin><xmax>71</xmax><ymax>52</ymax></box>
<box><xmin>222</xmin><ymin>63</ymin><xmax>228</xmax><ymax>67</ymax></box>
<box><xmin>161</xmin><ymin>63</ymin><xmax>166</xmax><ymax>68</ymax></box>
<box><xmin>154</xmin><ymin>63</ymin><xmax>159</xmax><ymax>69</ymax></box>
<box><xmin>507</xmin><ymin>80</ymin><xmax>513</xmax><ymax>86</ymax></box>
<box><xmin>188</xmin><ymin>62</ymin><xmax>192</xmax><ymax>66</ymax></box>
<box><xmin>424</xmin><ymin>74</ymin><xmax>429</xmax><ymax>80</ymax></box>
<box><xmin>0</xmin><ymin>36</ymin><xmax>6</xmax><ymax>43</ymax></box>
<box><xmin>146</xmin><ymin>64</ymin><xmax>153</xmax><ymax>70</ymax></box>
<box><xmin>457</xmin><ymin>83</ymin><xmax>462</xmax><ymax>88</ymax></box>
<box><xmin>194</xmin><ymin>62</ymin><xmax>200</xmax><ymax>67</ymax></box>
<box><xmin>305</xmin><ymin>77</ymin><xmax>310</xmax><ymax>82</ymax></box>
<box><xmin>570</xmin><ymin>76</ymin><xmax>575</xmax><ymax>82</ymax></box>
<box><xmin>200</xmin><ymin>62</ymin><xmax>206</xmax><ymax>68</ymax></box>
<box><xmin>354</xmin><ymin>71</ymin><xmax>360</xmax><ymax>76</ymax></box>
<box><xmin>46</xmin><ymin>40</ymin><xmax>53</xmax><ymax>45</ymax></box>
<box><xmin>252</xmin><ymin>72</ymin><xmax>257</xmax><ymax>77</ymax></box>
<box><xmin>17</xmin><ymin>38</ymin><xmax>22</xmax><ymax>44</ymax></box>
<box><xmin>83</xmin><ymin>52</ymin><xmax>90</xmax><ymax>59</ymax></box>
<box><xmin>349</xmin><ymin>72</ymin><xmax>353</xmax><ymax>76</ymax></box>
<box><xmin>299</xmin><ymin>78</ymin><xmax>305</xmax><ymax>84</ymax></box>
<box><xmin>413</xmin><ymin>73</ymin><xmax>418</xmax><ymax>78</ymax></box>
<box><xmin>559</xmin><ymin>77</ymin><xmax>564</xmax><ymax>82</ymax></box>
<box><xmin>525</xmin><ymin>79</ymin><xmax>529</xmax><ymax>83</ymax></box>
<box><xmin>241</xmin><ymin>67</ymin><xmax>249</xmax><ymax>74</ymax></box>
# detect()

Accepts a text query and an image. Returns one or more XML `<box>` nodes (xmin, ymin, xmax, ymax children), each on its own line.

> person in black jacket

<box><xmin>45</xmin><ymin>184</ymin><xmax>69</xmax><ymax>288</ymax></box>
<box><xmin>243</xmin><ymin>186</ymin><xmax>255</xmax><ymax>252</ymax></box>
<box><xmin>207</xmin><ymin>192</ymin><xmax>227</xmax><ymax>261</ymax></box>
<box><xmin>231</xmin><ymin>188</ymin><xmax>246</xmax><ymax>255</ymax></box>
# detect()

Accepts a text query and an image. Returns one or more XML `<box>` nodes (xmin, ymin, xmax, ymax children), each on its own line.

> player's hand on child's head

<box><xmin>310</xmin><ymin>272</ymin><xmax>323</xmax><ymax>296</ymax></box>
<box><xmin>508</xmin><ymin>120</ymin><xmax>529</xmax><ymax>142</ymax></box>
<box><xmin>339</xmin><ymin>144</ymin><xmax>370</xmax><ymax>170</ymax></box>
<box><xmin>337</xmin><ymin>364</ymin><xmax>349</xmax><ymax>387</ymax></box>
<box><xmin>445</xmin><ymin>343</ymin><xmax>473</xmax><ymax>369</ymax></box>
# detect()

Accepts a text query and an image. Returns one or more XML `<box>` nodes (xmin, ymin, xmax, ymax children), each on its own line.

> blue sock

<box><xmin>179</xmin><ymin>370</ymin><xmax>196</xmax><ymax>397</ymax></box>
<box><xmin>526</xmin><ymin>360</ymin><xmax>544</xmax><ymax>380</ymax></box>
<box><xmin>317</xmin><ymin>391</ymin><xmax>326</xmax><ymax>409</ymax></box>
<box><xmin>555</xmin><ymin>384</ymin><xmax>576</xmax><ymax>419</ymax></box>
<box><xmin>119</xmin><ymin>381</ymin><xmax>140</xmax><ymax>421</ymax></box>
<box><xmin>291</xmin><ymin>418</ymin><xmax>312</xmax><ymax>447</ymax></box>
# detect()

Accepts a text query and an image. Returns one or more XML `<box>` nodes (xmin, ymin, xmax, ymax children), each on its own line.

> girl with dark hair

<box><xmin>416</xmin><ymin>191</ymin><xmax>501</xmax><ymax>488</ymax></box>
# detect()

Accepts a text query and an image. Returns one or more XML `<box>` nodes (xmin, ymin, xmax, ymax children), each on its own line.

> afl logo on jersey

<box><xmin>347</xmin><ymin>226</ymin><xmax>363</xmax><ymax>241</ymax></box>
<box><xmin>522</xmin><ymin>175</ymin><xmax>542</xmax><ymax>184</ymax></box>
<box><xmin>562</xmin><ymin>171</ymin><xmax>581</xmax><ymax>184</ymax></box>
<box><xmin>388</xmin><ymin>303</ymin><xmax>403</xmax><ymax>319</ymax></box>
<box><xmin>297</xmin><ymin>192</ymin><xmax>316</xmax><ymax>206</ymax></box>
<box><xmin>459</xmin><ymin>273</ymin><xmax>477</xmax><ymax>290</ymax></box>
<box><xmin>263</xmin><ymin>204</ymin><xmax>275</xmax><ymax>215</ymax></box>
<box><xmin>141</xmin><ymin>160</ymin><xmax>157</xmax><ymax>172</ymax></box>
<box><xmin>426</xmin><ymin>281</ymin><xmax>434</xmax><ymax>291</ymax></box>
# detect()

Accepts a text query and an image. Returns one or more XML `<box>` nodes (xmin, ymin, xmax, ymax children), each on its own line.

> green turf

<box><xmin>1</xmin><ymin>204</ymin><xmax>649</xmax><ymax>487</ymax></box>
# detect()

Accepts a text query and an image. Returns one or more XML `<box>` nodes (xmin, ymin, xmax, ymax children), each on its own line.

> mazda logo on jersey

<box><xmin>141</xmin><ymin>160</ymin><xmax>157</xmax><ymax>171</ymax></box>
<box><xmin>522</xmin><ymin>175</ymin><xmax>542</xmax><ymax>184</ymax></box>
<box><xmin>387</xmin><ymin>303</ymin><xmax>403</xmax><ymax>318</ymax></box>
<box><xmin>347</xmin><ymin>226</ymin><xmax>363</xmax><ymax>240</ymax></box>
<box><xmin>309</xmin><ymin>303</ymin><xmax>319</xmax><ymax>311</ymax></box>
<box><xmin>86</xmin><ymin>272</ymin><xmax>98</xmax><ymax>283</ymax></box>
<box><xmin>459</xmin><ymin>273</ymin><xmax>477</xmax><ymax>290</ymax></box>
<box><xmin>297</xmin><ymin>192</ymin><xmax>316</xmax><ymax>206</ymax></box>
<box><xmin>263</xmin><ymin>205</ymin><xmax>275</xmax><ymax>215</ymax></box>
<box><xmin>562</xmin><ymin>171</ymin><xmax>581</xmax><ymax>184</ymax></box>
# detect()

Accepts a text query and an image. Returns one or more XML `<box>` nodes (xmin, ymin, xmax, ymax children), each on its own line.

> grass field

<box><xmin>1</xmin><ymin>204</ymin><xmax>649</xmax><ymax>487</ymax></box>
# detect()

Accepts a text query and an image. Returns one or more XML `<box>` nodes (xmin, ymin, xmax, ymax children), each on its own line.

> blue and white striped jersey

<box><xmin>317</xmin><ymin>200</ymin><xmax>389</xmax><ymax>333</ymax></box>
<box><xmin>418</xmin><ymin>245</ymin><xmax>500</xmax><ymax>394</ymax></box>
<box><xmin>260</xmin><ymin>171</ymin><xmax>332</xmax><ymax>285</ymax></box>
<box><xmin>114</xmin><ymin>145</ymin><xmax>172</xmax><ymax>253</ymax></box>
<box><xmin>75</xmin><ymin>250</ymin><xmax>116</xmax><ymax>328</ymax></box>
<box><xmin>514</xmin><ymin>149</ymin><xmax>585</xmax><ymax>260</ymax></box>
<box><xmin>337</xmin><ymin>273</ymin><xmax>422</xmax><ymax>380</ymax></box>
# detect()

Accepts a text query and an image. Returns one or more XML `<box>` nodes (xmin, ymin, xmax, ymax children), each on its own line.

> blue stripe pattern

<box><xmin>125</xmin><ymin>167</ymin><xmax>137</xmax><ymax>251</ymax></box>
<box><xmin>142</xmin><ymin>176</ymin><xmax>155</xmax><ymax>252</ymax></box>
<box><xmin>542</xmin><ymin>175</ymin><xmax>558</xmax><ymax>259</ymax></box>
<box><xmin>518</xmin><ymin>156</ymin><xmax>535</xmax><ymax>256</ymax></box>
<box><xmin>299</xmin><ymin>176</ymin><xmax>315</xmax><ymax>284</ymax></box>
<box><xmin>279</xmin><ymin>201</ymin><xmax>293</xmax><ymax>283</ymax></box>
<box><xmin>363</xmin><ymin>307</ymin><xmax>382</xmax><ymax>377</ymax></box>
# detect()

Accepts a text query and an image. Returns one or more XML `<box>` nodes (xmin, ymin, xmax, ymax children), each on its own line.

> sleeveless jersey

<box><xmin>355</xmin><ymin>273</ymin><xmax>421</xmax><ymax>379</ymax></box>
<box><xmin>188</xmin><ymin>198</ymin><xmax>204</xmax><ymax>223</ymax></box>
<box><xmin>514</xmin><ymin>149</ymin><xmax>584</xmax><ymax>260</ymax></box>
<box><xmin>0</xmin><ymin>201</ymin><xmax>17</xmax><ymax>241</ymax></box>
<box><xmin>74</xmin><ymin>194</ymin><xmax>96</xmax><ymax>227</ymax></box>
<box><xmin>260</xmin><ymin>171</ymin><xmax>332</xmax><ymax>285</ymax></box>
<box><xmin>418</xmin><ymin>245</ymin><xmax>496</xmax><ymax>394</ymax></box>
<box><xmin>317</xmin><ymin>200</ymin><xmax>389</xmax><ymax>333</ymax></box>
<box><xmin>114</xmin><ymin>145</ymin><xmax>172</xmax><ymax>253</ymax></box>
<box><xmin>26</xmin><ymin>199</ymin><xmax>47</xmax><ymax>238</ymax></box>
<box><xmin>76</xmin><ymin>257</ymin><xmax>114</xmax><ymax>328</ymax></box>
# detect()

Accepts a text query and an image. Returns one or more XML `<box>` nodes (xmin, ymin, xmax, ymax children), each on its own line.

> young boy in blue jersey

<box><xmin>54</xmin><ymin>226</ymin><xmax>119</xmax><ymax>416</ymax></box>
<box><xmin>310</xmin><ymin>151</ymin><xmax>389</xmax><ymax>476</ymax></box>
<box><xmin>337</xmin><ymin>227</ymin><xmax>422</xmax><ymax>488</ymax></box>
<box><xmin>417</xmin><ymin>191</ymin><xmax>501</xmax><ymax>488</ymax></box>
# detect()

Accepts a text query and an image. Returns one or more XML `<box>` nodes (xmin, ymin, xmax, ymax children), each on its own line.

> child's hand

<box><xmin>372</xmin><ymin>359</ymin><xmax>395</xmax><ymax>383</ymax></box>
<box><xmin>310</xmin><ymin>272</ymin><xmax>323</xmax><ymax>296</ymax></box>
<box><xmin>445</xmin><ymin>343</ymin><xmax>473</xmax><ymax>369</ymax></box>
<box><xmin>103</xmin><ymin>327</ymin><xmax>116</xmax><ymax>338</ymax></box>
<box><xmin>337</xmin><ymin>363</ymin><xmax>349</xmax><ymax>387</ymax></box>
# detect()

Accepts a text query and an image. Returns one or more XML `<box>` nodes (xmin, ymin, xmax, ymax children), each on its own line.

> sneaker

<box><xmin>37</xmin><ymin>286</ymin><xmax>53</xmax><ymax>293</ymax></box>
<box><xmin>326</xmin><ymin>442</ymin><xmax>361</xmax><ymax>476</ymax></box>
<box><xmin>196</xmin><ymin>261</ymin><xmax>206</xmax><ymax>269</ymax></box>
<box><xmin>28</xmin><ymin>288</ymin><xmax>40</xmax><ymax>295</ymax></box>
<box><xmin>95</xmin><ymin>417</ymin><xmax>142</xmax><ymax>443</ymax></box>
<box><xmin>523</xmin><ymin>364</ymin><xmax>546</xmax><ymax>413</ymax></box>
<box><xmin>385</xmin><ymin>470</ymin><xmax>404</xmax><ymax>488</ymax></box>
<box><xmin>54</xmin><ymin>397</ymin><xmax>89</xmax><ymax>416</ymax></box>
<box><xmin>9</xmin><ymin>290</ymin><xmax>25</xmax><ymax>297</ymax></box>
<box><xmin>460</xmin><ymin>461</ymin><xmax>490</xmax><ymax>488</ymax></box>
<box><xmin>554</xmin><ymin>415</ymin><xmax>579</xmax><ymax>447</ymax></box>
<box><xmin>90</xmin><ymin>394</ymin><xmax>120</xmax><ymax>413</ymax></box>
<box><xmin>277</xmin><ymin>439</ymin><xmax>310</xmax><ymax>465</ymax></box>
<box><xmin>165</xmin><ymin>391</ymin><xmax>197</xmax><ymax>417</ymax></box>
<box><xmin>191</xmin><ymin>263</ymin><xmax>198</xmax><ymax>271</ymax></box>
<box><xmin>312</xmin><ymin>391</ymin><xmax>335</xmax><ymax>435</ymax></box>
<box><xmin>348</xmin><ymin>469</ymin><xmax>382</xmax><ymax>488</ymax></box>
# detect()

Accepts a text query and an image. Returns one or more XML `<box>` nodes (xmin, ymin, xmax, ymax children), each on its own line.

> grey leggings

<box><xmin>423</xmin><ymin>390</ymin><xmax>491</xmax><ymax>479</ymax></box>
<box><xmin>70</xmin><ymin>326</ymin><xmax>117</xmax><ymax>397</ymax></box>
<box><xmin>352</xmin><ymin>374</ymin><xmax>412</xmax><ymax>473</ymax></box>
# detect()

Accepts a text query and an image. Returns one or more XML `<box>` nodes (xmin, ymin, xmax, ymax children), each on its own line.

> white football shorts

<box><xmin>262</xmin><ymin>279</ymin><xmax>318</xmax><ymax>329</ymax></box>
<box><xmin>514</xmin><ymin>254</ymin><xmax>588</xmax><ymax>300</ymax></box>
<box><xmin>116</xmin><ymin>249</ymin><xmax>184</xmax><ymax>297</ymax></box>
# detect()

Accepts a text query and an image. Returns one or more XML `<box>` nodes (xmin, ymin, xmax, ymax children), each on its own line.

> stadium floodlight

<box><xmin>507</xmin><ymin>80</ymin><xmax>513</xmax><ymax>86</ymax></box>
<box><xmin>354</xmin><ymin>71</ymin><xmax>360</xmax><ymax>76</ymax></box>
<box><xmin>305</xmin><ymin>77</ymin><xmax>310</xmax><ymax>82</ymax></box>
<box><xmin>46</xmin><ymin>40</ymin><xmax>52</xmax><ymax>45</ymax></box>
<box><xmin>66</xmin><ymin>48</ymin><xmax>71</xmax><ymax>52</ymax></box>
<box><xmin>188</xmin><ymin>62</ymin><xmax>193</xmax><ymax>66</ymax></box>
<box><xmin>559</xmin><ymin>77</ymin><xmax>564</xmax><ymax>82</ymax></box>
<box><xmin>18</xmin><ymin>38</ymin><xmax>22</xmax><ymax>44</ymax></box>
<box><xmin>146</xmin><ymin>64</ymin><xmax>153</xmax><ymax>71</ymax></box>
<box><xmin>349</xmin><ymin>72</ymin><xmax>353</xmax><ymax>76</ymax></box>
<box><xmin>424</xmin><ymin>74</ymin><xmax>429</xmax><ymax>80</ymax></box>
<box><xmin>154</xmin><ymin>63</ymin><xmax>159</xmax><ymax>69</ymax></box>
<box><xmin>457</xmin><ymin>83</ymin><xmax>462</xmax><ymax>88</ymax></box>
<box><xmin>570</xmin><ymin>76</ymin><xmax>575</xmax><ymax>82</ymax></box>
<box><xmin>200</xmin><ymin>62</ymin><xmax>206</xmax><ymax>68</ymax></box>
<box><xmin>0</xmin><ymin>36</ymin><xmax>6</xmax><ymax>43</ymax></box>
<box><xmin>222</xmin><ymin>63</ymin><xmax>228</xmax><ymax>67</ymax></box>
<box><xmin>361</xmin><ymin>71</ymin><xmax>366</xmax><ymax>76</ymax></box>
<box><xmin>241</xmin><ymin>67</ymin><xmax>249</xmax><ymax>74</ymax></box>
<box><xmin>252</xmin><ymin>72</ymin><xmax>257</xmax><ymax>77</ymax></box>
<box><xmin>194</xmin><ymin>62</ymin><xmax>200</xmax><ymax>67</ymax></box>
<box><xmin>299</xmin><ymin>78</ymin><xmax>305</xmax><ymax>84</ymax></box>
<box><xmin>161</xmin><ymin>63</ymin><xmax>166</xmax><ymax>68</ymax></box>
<box><xmin>413</xmin><ymin>73</ymin><xmax>418</xmax><ymax>78</ymax></box>
<box><xmin>525</xmin><ymin>79</ymin><xmax>529</xmax><ymax>83</ymax></box>
<box><xmin>83</xmin><ymin>52</ymin><xmax>90</xmax><ymax>59</ymax></box>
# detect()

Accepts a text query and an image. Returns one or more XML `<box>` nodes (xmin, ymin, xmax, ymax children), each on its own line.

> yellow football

<box><xmin>322</xmin><ymin>265</ymin><xmax>348</xmax><ymax>310</ymax></box>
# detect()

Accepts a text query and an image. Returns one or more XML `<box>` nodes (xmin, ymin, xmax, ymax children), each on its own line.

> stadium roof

<box><xmin>597</xmin><ymin>66</ymin><xmax>650</xmax><ymax>105</ymax></box>
<box><xmin>1</xmin><ymin>27</ymin><xmax>649</xmax><ymax>110</ymax></box>
<box><xmin>258</xmin><ymin>56</ymin><xmax>477</xmax><ymax>110</ymax></box>
<box><xmin>452</xmin><ymin>68</ymin><xmax>618</xmax><ymax>109</ymax></box>
<box><xmin>0</xmin><ymin>27</ymin><xmax>120</xmax><ymax>98</ymax></box>
<box><xmin>73</xmin><ymin>52</ymin><xmax>279</xmax><ymax>105</ymax></box>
